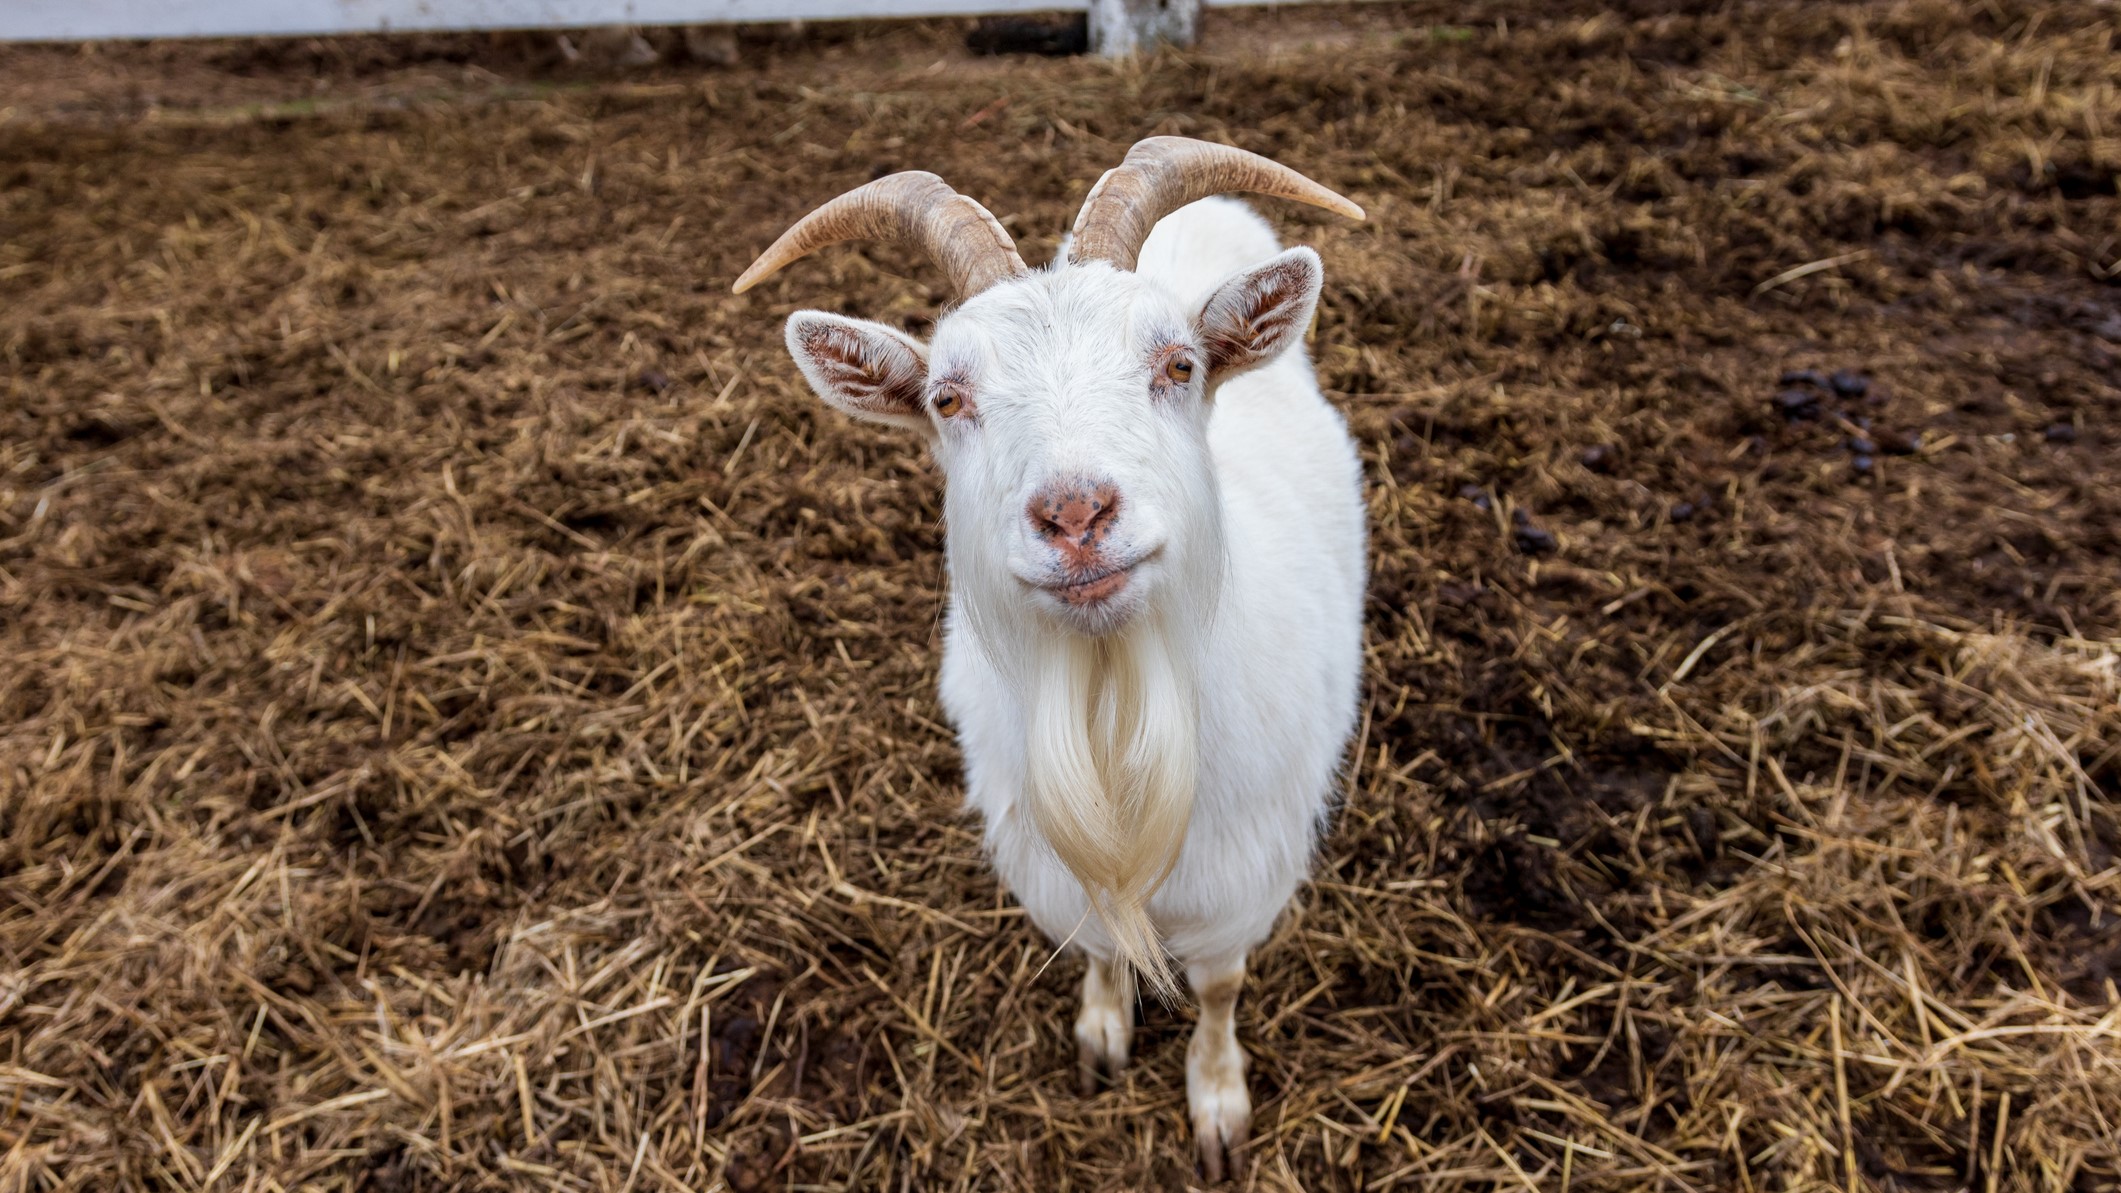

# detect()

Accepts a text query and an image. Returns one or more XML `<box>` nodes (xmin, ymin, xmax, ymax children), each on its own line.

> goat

<box><xmin>733</xmin><ymin>137</ymin><xmax>1366</xmax><ymax>1180</ymax></box>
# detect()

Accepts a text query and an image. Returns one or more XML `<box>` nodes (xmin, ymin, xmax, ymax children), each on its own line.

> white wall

<box><xmin>5</xmin><ymin>0</ymin><xmax>1302</xmax><ymax>43</ymax></box>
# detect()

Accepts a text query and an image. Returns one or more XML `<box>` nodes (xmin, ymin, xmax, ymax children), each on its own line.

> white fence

<box><xmin>5</xmin><ymin>0</ymin><xmax>1294</xmax><ymax>43</ymax></box>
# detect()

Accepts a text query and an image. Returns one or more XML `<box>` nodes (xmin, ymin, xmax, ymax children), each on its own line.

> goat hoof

<box><xmin>1074</xmin><ymin>961</ymin><xmax>1132</xmax><ymax>1096</ymax></box>
<box><xmin>1188</xmin><ymin>1052</ymin><xmax>1250</xmax><ymax>1182</ymax></box>
<box><xmin>1193</xmin><ymin>1109</ymin><xmax>1249</xmax><ymax>1183</ymax></box>
<box><xmin>1073</xmin><ymin>1016</ymin><xmax>1128</xmax><ymax>1094</ymax></box>
<box><xmin>1075</xmin><ymin>1040</ymin><xmax>1121</xmax><ymax>1096</ymax></box>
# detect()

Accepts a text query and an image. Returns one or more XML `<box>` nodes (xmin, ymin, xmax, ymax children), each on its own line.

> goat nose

<box><xmin>1027</xmin><ymin>481</ymin><xmax>1121</xmax><ymax>548</ymax></box>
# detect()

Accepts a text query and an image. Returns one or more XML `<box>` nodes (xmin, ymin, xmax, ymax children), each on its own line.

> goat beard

<box><xmin>1021</xmin><ymin>612</ymin><xmax>1200</xmax><ymax>1001</ymax></box>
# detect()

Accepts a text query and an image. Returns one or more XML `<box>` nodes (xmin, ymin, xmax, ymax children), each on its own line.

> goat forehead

<box><xmin>938</xmin><ymin>269</ymin><xmax>1184</xmax><ymax>370</ymax></box>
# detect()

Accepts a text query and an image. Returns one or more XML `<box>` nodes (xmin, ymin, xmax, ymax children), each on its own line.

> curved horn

<box><xmin>732</xmin><ymin>171</ymin><xmax>1027</xmax><ymax>297</ymax></box>
<box><xmin>1067</xmin><ymin>136</ymin><xmax>1364</xmax><ymax>272</ymax></box>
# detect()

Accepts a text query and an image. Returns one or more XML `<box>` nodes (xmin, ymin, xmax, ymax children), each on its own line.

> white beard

<box><xmin>1019</xmin><ymin>611</ymin><xmax>1201</xmax><ymax>998</ymax></box>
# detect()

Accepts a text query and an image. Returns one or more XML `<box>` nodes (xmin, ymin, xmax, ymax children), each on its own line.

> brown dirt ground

<box><xmin>4</xmin><ymin>2</ymin><xmax>2120</xmax><ymax>1190</ymax></box>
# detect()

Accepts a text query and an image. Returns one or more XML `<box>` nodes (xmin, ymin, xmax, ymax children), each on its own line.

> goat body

<box><xmin>740</xmin><ymin>140</ymin><xmax>1366</xmax><ymax>1178</ymax></box>
<box><xmin>943</xmin><ymin>197</ymin><xmax>1364</xmax><ymax>969</ymax></box>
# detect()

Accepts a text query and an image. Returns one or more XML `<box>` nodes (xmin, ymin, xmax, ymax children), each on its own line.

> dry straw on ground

<box><xmin>2</xmin><ymin>1</ymin><xmax>2119</xmax><ymax>1189</ymax></box>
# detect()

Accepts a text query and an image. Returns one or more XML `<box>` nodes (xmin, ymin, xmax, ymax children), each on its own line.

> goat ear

<box><xmin>784</xmin><ymin>311</ymin><xmax>930</xmax><ymax>430</ymax></box>
<box><xmin>1193</xmin><ymin>247</ymin><xmax>1324</xmax><ymax>381</ymax></box>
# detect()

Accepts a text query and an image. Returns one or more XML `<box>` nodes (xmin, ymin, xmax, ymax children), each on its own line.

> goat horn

<box><xmin>732</xmin><ymin>171</ymin><xmax>1028</xmax><ymax>297</ymax></box>
<box><xmin>1067</xmin><ymin>136</ymin><xmax>1364</xmax><ymax>272</ymax></box>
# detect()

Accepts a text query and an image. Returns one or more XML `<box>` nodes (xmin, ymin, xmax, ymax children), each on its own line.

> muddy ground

<box><xmin>3</xmin><ymin>2</ymin><xmax>2119</xmax><ymax>1190</ymax></box>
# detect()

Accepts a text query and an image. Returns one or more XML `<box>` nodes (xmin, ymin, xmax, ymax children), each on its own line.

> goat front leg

<box><xmin>1187</xmin><ymin>953</ymin><xmax>1251</xmax><ymax>1182</ymax></box>
<box><xmin>1075</xmin><ymin>955</ymin><xmax>1134</xmax><ymax>1094</ymax></box>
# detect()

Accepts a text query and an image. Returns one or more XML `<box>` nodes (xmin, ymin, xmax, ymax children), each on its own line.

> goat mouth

<box><xmin>1039</xmin><ymin>564</ymin><xmax>1134</xmax><ymax>606</ymax></box>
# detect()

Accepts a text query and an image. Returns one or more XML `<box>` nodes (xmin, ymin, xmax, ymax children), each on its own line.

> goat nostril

<box><xmin>1084</xmin><ymin>488</ymin><xmax>1120</xmax><ymax>535</ymax></box>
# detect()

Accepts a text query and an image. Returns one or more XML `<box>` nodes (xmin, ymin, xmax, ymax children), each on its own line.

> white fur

<box><xmin>780</xmin><ymin>194</ymin><xmax>1365</xmax><ymax>1169</ymax></box>
<box><xmin>936</xmin><ymin>197</ymin><xmax>1364</xmax><ymax>967</ymax></box>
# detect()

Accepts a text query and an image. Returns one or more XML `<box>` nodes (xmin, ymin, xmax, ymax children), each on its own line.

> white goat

<box><xmin>734</xmin><ymin>138</ymin><xmax>1366</xmax><ymax>1180</ymax></box>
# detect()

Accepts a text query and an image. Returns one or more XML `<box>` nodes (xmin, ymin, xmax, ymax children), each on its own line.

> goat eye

<box><xmin>933</xmin><ymin>389</ymin><xmax>964</xmax><ymax>418</ymax></box>
<box><xmin>1162</xmin><ymin>356</ymin><xmax>1195</xmax><ymax>385</ymax></box>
